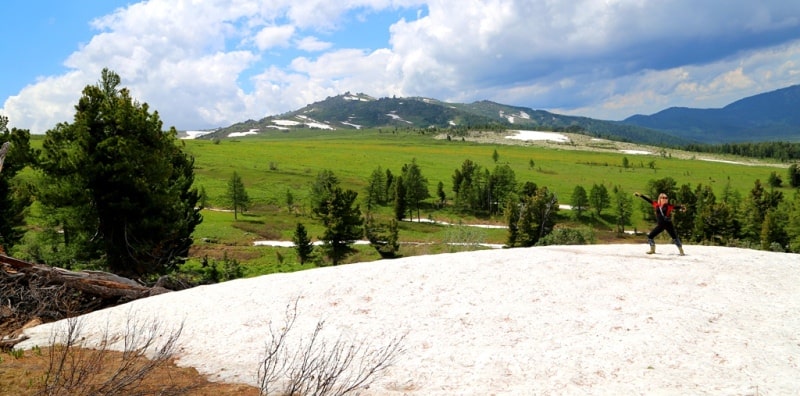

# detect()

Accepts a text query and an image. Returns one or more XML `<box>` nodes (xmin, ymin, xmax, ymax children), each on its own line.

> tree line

<box><xmin>569</xmin><ymin>175</ymin><xmax>800</xmax><ymax>253</ymax></box>
<box><xmin>684</xmin><ymin>141</ymin><xmax>800</xmax><ymax>161</ymax></box>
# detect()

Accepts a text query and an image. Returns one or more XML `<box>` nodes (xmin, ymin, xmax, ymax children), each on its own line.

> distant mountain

<box><xmin>204</xmin><ymin>93</ymin><xmax>690</xmax><ymax>146</ymax></box>
<box><xmin>622</xmin><ymin>85</ymin><xmax>800</xmax><ymax>143</ymax></box>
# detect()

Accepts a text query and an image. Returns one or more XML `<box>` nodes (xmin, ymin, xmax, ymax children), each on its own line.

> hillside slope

<box><xmin>207</xmin><ymin>93</ymin><xmax>690</xmax><ymax>146</ymax></box>
<box><xmin>19</xmin><ymin>244</ymin><xmax>800</xmax><ymax>395</ymax></box>
<box><xmin>623</xmin><ymin>85</ymin><xmax>800</xmax><ymax>143</ymax></box>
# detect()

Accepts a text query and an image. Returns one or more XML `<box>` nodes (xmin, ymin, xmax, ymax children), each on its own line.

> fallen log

<box><xmin>0</xmin><ymin>254</ymin><xmax>169</xmax><ymax>300</ymax></box>
<box><xmin>0</xmin><ymin>254</ymin><xmax>170</xmax><ymax>349</ymax></box>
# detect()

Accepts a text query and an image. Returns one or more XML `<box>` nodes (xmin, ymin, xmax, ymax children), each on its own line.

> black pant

<box><xmin>648</xmin><ymin>221</ymin><xmax>681</xmax><ymax>247</ymax></box>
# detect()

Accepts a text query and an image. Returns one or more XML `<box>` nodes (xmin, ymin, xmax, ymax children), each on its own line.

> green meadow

<box><xmin>177</xmin><ymin>128</ymin><xmax>787</xmax><ymax>275</ymax></box>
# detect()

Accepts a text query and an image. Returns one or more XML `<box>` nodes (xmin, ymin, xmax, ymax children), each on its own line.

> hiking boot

<box><xmin>647</xmin><ymin>244</ymin><xmax>656</xmax><ymax>254</ymax></box>
<box><xmin>678</xmin><ymin>246</ymin><xmax>685</xmax><ymax>256</ymax></box>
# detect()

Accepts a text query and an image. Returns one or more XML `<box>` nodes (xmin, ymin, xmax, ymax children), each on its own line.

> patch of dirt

<box><xmin>0</xmin><ymin>347</ymin><xmax>261</xmax><ymax>395</ymax></box>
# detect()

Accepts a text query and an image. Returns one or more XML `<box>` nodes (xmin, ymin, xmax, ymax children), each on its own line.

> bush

<box><xmin>258</xmin><ymin>299</ymin><xmax>406</xmax><ymax>395</ymax></box>
<box><xmin>536</xmin><ymin>227</ymin><xmax>595</xmax><ymax>246</ymax></box>
<box><xmin>34</xmin><ymin>314</ymin><xmax>190</xmax><ymax>395</ymax></box>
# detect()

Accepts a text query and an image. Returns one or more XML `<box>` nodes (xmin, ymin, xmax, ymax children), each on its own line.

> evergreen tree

<box><xmin>788</xmin><ymin>164</ymin><xmax>800</xmax><ymax>188</ymax></box>
<box><xmin>785</xmin><ymin>190</ymin><xmax>800</xmax><ymax>252</ymax></box>
<box><xmin>226</xmin><ymin>171</ymin><xmax>250</xmax><ymax>220</ymax></box>
<box><xmin>452</xmin><ymin>159</ymin><xmax>479</xmax><ymax>211</ymax></box>
<box><xmin>402</xmin><ymin>159</ymin><xmax>430</xmax><ymax>220</ymax></box>
<box><xmin>365</xmin><ymin>166</ymin><xmax>387</xmax><ymax>211</ymax></box>
<box><xmin>292</xmin><ymin>222</ymin><xmax>314</xmax><ymax>264</ymax></box>
<box><xmin>743</xmin><ymin>179</ymin><xmax>783</xmax><ymax>241</ymax></box>
<box><xmin>570</xmin><ymin>185</ymin><xmax>589</xmax><ymax>218</ymax></box>
<box><xmin>589</xmin><ymin>183</ymin><xmax>610</xmax><ymax>216</ymax></box>
<box><xmin>393</xmin><ymin>175</ymin><xmax>407</xmax><ymax>221</ymax></box>
<box><xmin>512</xmin><ymin>187</ymin><xmax>559</xmax><ymax>247</ymax></box>
<box><xmin>436</xmin><ymin>181</ymin><xmax>446</xmax><ymax>208</ymax></box>
<box><xmin>36</xmin><ymin>69</ymin><xmax>201</xmax><ymax>277</ymax></box>
<box><xmin>504</xmin><ymin>197</ymin><xmax>520</xmax><ymax>247</ymax></box>
<box><xmin>310</xmin><ymin>169</ymin><xmax>339</xmax><ymax>216</ymax></box>
<box><xmin>365</xmin><ymin>215</ymin><xmax>400</xmax><ymax>258</ymax></box>
<box><xmin>674</xmin><ymin>184</ymin><xmax>697</xmax><ymax>241</ymax></box>
<box><xmin>317</xmin><ymin>187</ymin><xmax>364</xmax><ymax>265</ymax></box>
<box><xmin>490</xmin><ymin>164</ymin><xmax>517</xmax><ymax>215</ymax></box>
<box><xmin>761</xmin><ymin>208</ymin><xmax>788</xmax><ymax>251</ymax></box>
<box><xmin>612</xmin><ymin>186</ymin><xmax>633</xmax><ymax>233</ymax></box>
<box><xmin>0</xmin><ymin>117</ymin><xmax>35</xmax><ymax>252</ymax></box>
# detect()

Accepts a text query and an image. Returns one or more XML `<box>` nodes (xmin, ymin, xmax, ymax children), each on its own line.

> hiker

<box><xmin>634</xmin><ymin>192</ymin><xmax>685</xmax><ymax>255</ymax></box>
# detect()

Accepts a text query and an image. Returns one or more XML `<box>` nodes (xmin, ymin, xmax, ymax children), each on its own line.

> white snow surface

<box><xmin>17</xmin><ymin>244</ymin><xmax>800</xmax><ymax>395</ymax></box>
<box><xmin>505</xmin><ymin>130</ymin><xmax>570</xmax><ymax>143</ymax></box>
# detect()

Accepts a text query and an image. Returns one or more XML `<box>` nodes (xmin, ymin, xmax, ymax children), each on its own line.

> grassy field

<box><xmin>176</xmin><ymin>128</ymin><xmax>788</xmax><ymax>275</ymax></box>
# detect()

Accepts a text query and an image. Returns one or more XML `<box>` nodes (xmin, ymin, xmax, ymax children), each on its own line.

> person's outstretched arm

<box><xmin>634</xmin><ymin>192</ymin><xmax>653</xmax><ymax>204</ymax></box>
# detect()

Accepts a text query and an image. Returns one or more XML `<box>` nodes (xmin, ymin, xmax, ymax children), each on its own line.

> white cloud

<box><xmin>4</xmin><ymin>0</ymin><xmax>800</xmax><ymax>132</ymax></box>
<box><xmin>295</xmin><ymin>36</ymin><xmax>332</xmax><ymax>52</ymax></box>
<box><xmin>253</xmin><ymin>25</ymin><xmax>295</xmax><ymax>50</ymax></box>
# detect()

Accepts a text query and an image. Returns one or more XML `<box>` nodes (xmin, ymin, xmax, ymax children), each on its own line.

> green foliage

<box><xmin>226</xmin><ymin>171</ymin><xmax>250</xmax><ymax>220</ymax></box>
<box><xmin>789</xmin><ymin>164</ymin><xmax>800</xmax><ymax>188</ymax></box>
<box><xmin>0</xmin><ymin>118</ymin><xmax>35</xmax><ymax>251</ymax></box>
<box><xmin>436</xmin><ymin>181</ymin><xmax>446</xmax><ymax>207</ymax></box>
<box><xmin>612</xmin><ymin>186</ymin><xmax>633</xmax><ymax>233</ymax></box>
<box><xmin>589</xmin><ymin>183</ymin><xmax>610</xmax><ymax>216</ymax></box>
<box><xmin>292</xmin><ymin>223</ymin><xmax>314</xmax><ymax>264</ymax></box>
<box><xmin>33</xmin><ymin>69</ymin><xmax>201</xmax><ymax>277</ymax></box>
<box><xmin>537</xmin><ymin>227</ymin><xmax>595</xmax><ymax>246</ymax></box>
<box><xmin>401</xmin><ymin>159</ymin><xmax>430</xmax><ymax>220</ymax></box>
<box><xmin>441</xmin><ymin>222</ymin><xmax>488</xmax><ymax>252</ymax></box>
<box><xmin>365</xmin><ymin>166</ymin><xmax>387</xmax><ymax>211</ymax></box>
<box><xmin>761</xmin><ymin>209</ymin><xmax>788</xmax><ymax>251</ymax></box>
<box><xmin>310</xmin><ymin>169</ymin><xmax>339</xmax><ymax>215</ymax></box>
<box><xmin>392</xmin><ymin>176</ymin><xmax>406</xmax><ymax>221</ymax></box>
<box><xmin>489</xmin><ymin>164</ymin><xmax>517</xmax><ymax>215</ymax></box>
<box><xmin>316</xmin><ymin>183</ymin><xmax>364</xmax><ymax>265</ymax></box>
<box><xmin>507</xmin><ymin>187</ymin><xmax>559</xmax><ymax>247</ymax></box>
<box><xmin>365</xmin><ymin>215</ymin><xmax>400</xmax><ymax>258</ymax></box>
<box><xmin>570</xmin><ymin>185</ymin><xmax>589</xmax><ymax>218</ymax></box>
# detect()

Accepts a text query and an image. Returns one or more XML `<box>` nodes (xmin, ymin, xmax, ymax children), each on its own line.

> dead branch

<box><xmin>0</xmin><ymin>254</ymin><xmax>170</xmax><ymax>349</ymax></box>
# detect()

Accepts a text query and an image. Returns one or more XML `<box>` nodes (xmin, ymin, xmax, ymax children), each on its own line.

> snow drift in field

<box><xmin>18</xmin><ymin>244</ymin><xmax>800</xmax><ymax>395</ymax></box>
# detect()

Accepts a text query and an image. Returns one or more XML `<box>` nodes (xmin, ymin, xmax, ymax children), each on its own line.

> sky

<box><xmin>3</xmin><ymin>1</ymin><xmax>800</xmax><ymax>134</ymax></box>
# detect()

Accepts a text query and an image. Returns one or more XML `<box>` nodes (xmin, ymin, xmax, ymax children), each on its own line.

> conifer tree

<box><xmin>292</xmin><ymin>222</ymin><xmax>314</xmax><ymax>264</ymax></box>
<box><xmin>317</xmin><ymin>187</ymin><xmax>364</xmax><ymax>265</ymax></box>
<box><xmin>226</xmin><ymin>171</ymin><xmax>250</xmax><ymax>220</ymax></box>
<box><xmin>36</xmin><ymin>69</ymin><xmax>201</xmax><ymax>276</ymax></box>
<box><xmin>0</xmin><ymin>117</ymin><xmax>35</xmax><ymax>252</ymax></box>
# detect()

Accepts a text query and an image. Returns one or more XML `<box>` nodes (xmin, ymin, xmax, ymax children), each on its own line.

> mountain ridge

<box><xmin>622</xmin><ymin>84</ymin><xmax>800</xmax><ymax>143</ymax></box>
<box><xmin>204</xmin><ymin>85</ymin><xmax>800</xmax><ymax>145</ymax></box>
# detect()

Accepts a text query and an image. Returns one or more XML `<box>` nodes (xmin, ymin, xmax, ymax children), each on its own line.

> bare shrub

<box><xmin>258</xmin><ymin>299</ymin><xmax>406</xmax><ymax>396</ymax></box>
<box><xmin>36</xmin><ymin>313</ymin><xmax>192</xmax><ymax>396</ymax></box>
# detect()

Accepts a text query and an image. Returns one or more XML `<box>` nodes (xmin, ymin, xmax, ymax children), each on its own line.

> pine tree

<box><xmin>393</xmin><ymin>175</ymin><xmax>407</xmax><ymax>221</ymax></box>
<box><xmin>318</xmin><ymin>187</ymin><xmax>364</xmax><ymax>265</ymax></box>
<box><xmin>612</xmin><ymin>187</ymin><xmax>633</xmax><ymax>233</ymax></box>
<box><xmin>36</xmin><ymin>69</ymin><xmax>201</xmax><ymax>277</ymax></box>
<box><xmin>0</xmin><ymin>117</ymin><xmax>35</xmax><ymax>252</ymax></box>
<box><xmin>227</xmin><ymin>171</ymin><xmax>250</xmax><ymax>220</ymax></box>
<box><xmin>570</xmin><ymin>185</ymin><xmax>589</xmax><ymax>218</ymax></box>
<box><xmin>589</xmin><ymin>183</ymin><xmax>610</xmax><ymax>216</ymax></box>
<box><xmin>365</xmin><ymin>166</ymin><xmax>387</xmax><ymax>211</ymax></box>
<box><xmin>292</xmin><ymin>222</ymin><xmax>314</xmax><ymax>264</ymax></box>
<box><xmin>402</xmin><ymin>159</ymin><xmax>430</xmax><ymax>220</ymax></box>
<box><xmin>365</xmin><ymin>215</ymin><xmax>400</xmax><ymax>258</ymax></box>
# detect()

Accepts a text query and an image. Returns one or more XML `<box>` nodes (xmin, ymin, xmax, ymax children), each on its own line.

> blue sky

<box><xmin>3</xmin><ymin>1</ymin><xmax>800</xmax><ymax>134</ymax></box>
